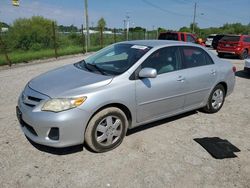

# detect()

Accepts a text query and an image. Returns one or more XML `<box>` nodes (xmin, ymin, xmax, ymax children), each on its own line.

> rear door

<box><xmin>179</xmin><ymin>46</ymin><xmax>217</xmax><ymax>110</ymax></box>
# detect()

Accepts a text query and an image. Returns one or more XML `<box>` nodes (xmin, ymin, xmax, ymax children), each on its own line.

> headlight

<box><xmin>41</xmin><ymin>97</ymin><xmax>87</xmax><ymax>112</ymax></box>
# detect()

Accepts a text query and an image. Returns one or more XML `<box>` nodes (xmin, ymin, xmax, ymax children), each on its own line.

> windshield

<box><xmin>76</xmin><ymin>43</ymin><xmax>151</xmax><ymax>75</ymax></box>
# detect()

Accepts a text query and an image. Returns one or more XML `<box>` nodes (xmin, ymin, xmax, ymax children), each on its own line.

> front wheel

<box><xmin>203</xmin><ymin>84</ymin><xmax>225</xmax><ymax>113</ymax></box>
<box><xmin>85</xmin><ymin>107</ymin><xmax>128</xmax><ymax>152</ymax></box>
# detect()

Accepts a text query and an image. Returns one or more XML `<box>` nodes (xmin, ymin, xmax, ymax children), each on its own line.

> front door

<box><xmin>135</xmin><ymin>47</ymin><xmax>186</xmax><ymax>123</ymax></box>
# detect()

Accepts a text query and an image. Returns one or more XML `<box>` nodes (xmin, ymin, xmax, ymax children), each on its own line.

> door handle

<box><xmin>177</xmin><ymin>76</ymin><xmax>185</xmax><ymax>82</ymax></box>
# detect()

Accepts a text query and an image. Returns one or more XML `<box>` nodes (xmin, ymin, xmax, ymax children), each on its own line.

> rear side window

<box><xmin>220</xmin><ymin>36</ymin><xmax>240</xmax><ymax>42</ymax></box>
<box><xmin>180</xmin><ymin>46</ymin><xmax>214</xmax><ymax>69</ymax></box>
<box><xmin>158</xmin><ymin>33</ymin><xmax>178</xmax><ymax>41</ymax></box>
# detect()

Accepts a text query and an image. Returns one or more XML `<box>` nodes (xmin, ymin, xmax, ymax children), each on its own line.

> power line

<box><xmin>141</xmin><ymin>0</ymin><xmax>192</xmax><ymax>18</ymax></box>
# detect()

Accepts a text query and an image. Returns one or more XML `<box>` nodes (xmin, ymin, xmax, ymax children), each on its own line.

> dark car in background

<box><xmin>217</xmin><ymin>35</ymin><xmax>250</xmax><ymax>59</ymax></box>
<box><xmin>212</xmin><ymin>34</ymin><xmax>226</xmax><ymax>49</ymax></box>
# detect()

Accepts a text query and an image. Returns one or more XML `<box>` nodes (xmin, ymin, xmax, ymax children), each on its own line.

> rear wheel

<box><xmin>203</xmin><ymin>84</ymin><xmax>225</xmax><ymax>113</ymax></box>
<box><xmin>85</xmin><ymin>107</ymin><xmax>128</xmax><ymax>152</ymax></box>
<box><xmin>239</xmin><ymin>49</ymin><xmax>248</xmax><ymax>60</ymax></box>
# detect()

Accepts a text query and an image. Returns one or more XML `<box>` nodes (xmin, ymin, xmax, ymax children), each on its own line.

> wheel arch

<box><xmin>85</xmin><ymin>103</ymin><xmax>133</xmax><ymax>131</ymax></box>
<box><xmin>217</xmin><ymin>81</ymin><xmax>228</xmax><ymax>95</ymax></box>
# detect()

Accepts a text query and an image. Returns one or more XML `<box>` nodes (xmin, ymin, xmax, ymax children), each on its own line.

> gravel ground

<box><xmin>0</xmin><ymin>53</ymin><xmax>249</xmax><ymax>188</ymax></box>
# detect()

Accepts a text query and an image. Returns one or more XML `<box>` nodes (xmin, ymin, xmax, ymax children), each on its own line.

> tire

<box><xmin>203</xmin><ymin>84</ymin><xmax>225</xmax><ymax>113</ymax></box>
<box><xmin>239</xmin><ymin>49</ymin><xmax>248</xmax><ymax>60</ymax></box>
<box><xmin>218</xmin><ymin>53</ymin><xmax>224</xmax><ymax>58</ymax></box>
<box><xmin>85</xmin><ymin>107</ymin><xmax>128</xmax><ymax>152</ymax></box>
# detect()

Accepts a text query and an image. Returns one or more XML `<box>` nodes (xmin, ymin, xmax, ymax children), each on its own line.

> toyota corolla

<box><xmin>17</xmin><ymin>40</ymin><xmax>235</xmax><ymax>152</ymax></box>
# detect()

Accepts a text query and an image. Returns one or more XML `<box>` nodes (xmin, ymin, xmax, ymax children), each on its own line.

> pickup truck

<box><xmin>158</xmin><ymin>31</ymin><xmax>198</xmax><ymax>43</ymax></box>
<box><xmin>158</xmin><ymin>31</ymin><xmax>205</xmax><ymax>46</ymax></box>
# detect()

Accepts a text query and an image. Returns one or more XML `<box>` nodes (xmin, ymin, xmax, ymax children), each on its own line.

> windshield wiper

<box><xmin>85</xmin><ymin>62</ymin><xmax>107</xmax><ymax>75</ymax></box>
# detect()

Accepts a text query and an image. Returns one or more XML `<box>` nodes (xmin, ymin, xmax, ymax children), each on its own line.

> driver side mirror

<box><xmin>139</xmin><ymin>68</ymin><xmax>157</xmax><ymax>78</ymax></box>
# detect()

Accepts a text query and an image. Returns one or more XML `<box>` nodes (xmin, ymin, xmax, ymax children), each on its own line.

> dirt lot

<box><xmin>0</xmin><ymin>53</ymin><xmax>250</xmax><ymax>188</ymax></box>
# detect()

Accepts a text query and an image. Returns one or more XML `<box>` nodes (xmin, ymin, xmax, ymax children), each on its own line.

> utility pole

<box><xmin>84</xmin><ymin>0</ymin><xmax>90</xmax><ymax>51</ymax></box>
<box><xmin>192</xmin><ymin>2</ymin><xmax>197</xmax><ymax>33</ymax></box>
<box><xmin>123</xmin><ymin>20</ymin><xmax>126</xmax><ymax>40</ymax></box>
<box><xmin>126</xmin><ymin>13</ymin><xmax>130</xmax><ymax>41</ymax></box>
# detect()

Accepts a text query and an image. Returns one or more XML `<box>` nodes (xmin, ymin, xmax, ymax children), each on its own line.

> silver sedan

<box><xmin>17</xmin><ymin>40</ymin><xmax>235</xmax><ymax>152</ymax></box>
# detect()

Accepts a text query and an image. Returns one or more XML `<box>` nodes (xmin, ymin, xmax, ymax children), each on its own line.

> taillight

<box><xmin>232</xmin><ymin>66</ymin><xmax>236</xmax><ymax>73</ymax></box>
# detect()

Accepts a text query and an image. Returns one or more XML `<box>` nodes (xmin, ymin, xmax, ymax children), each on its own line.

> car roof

<box><xmin>119</xmin><ymin>40</ymin><xmax>190</xmax><ymax>48</ymax></box>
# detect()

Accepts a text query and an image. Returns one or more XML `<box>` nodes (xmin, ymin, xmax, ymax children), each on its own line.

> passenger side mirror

<box><xmin>139</xmin><ymin>68</ymin><xmax>157</xmax><ymax>78</ymax></box>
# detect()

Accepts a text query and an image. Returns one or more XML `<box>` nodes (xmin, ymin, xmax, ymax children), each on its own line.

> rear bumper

<box><xmin>217</xmin><ymin>48</ymin><xmax>242</xmax><ymax>55</ymax></box>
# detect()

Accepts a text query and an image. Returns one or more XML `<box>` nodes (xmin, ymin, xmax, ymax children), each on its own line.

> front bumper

<box><xmin>17</xmin><ymin>91</ymin><xmax>91</xmax><ymax>148</ymax></box>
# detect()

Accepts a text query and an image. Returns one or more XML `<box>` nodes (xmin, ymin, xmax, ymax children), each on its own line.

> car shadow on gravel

<box><xmin>127</xmin><ymin>110</ymin><xmax>197</xmax><ymax>136</ymax></box>
<box><xmin>26</xmin><ymin>137</ymin><xmax>84</xmax><ymax>155</ymax></box>
<box><xmin>235</xmin><ymin>70</ymin><xmax>250</xmax><ymax>79</ymax></box>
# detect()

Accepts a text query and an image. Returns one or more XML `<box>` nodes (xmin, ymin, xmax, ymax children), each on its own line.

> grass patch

<box><xmin>0</xmin><ymin>45</ymin><xmax>102</xmax><ymax>66</ymax></box>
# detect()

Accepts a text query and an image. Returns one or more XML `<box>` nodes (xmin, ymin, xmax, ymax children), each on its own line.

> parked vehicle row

<box><xmin>17</xmin><ymin>40</ymin><xmax>236</xmax><ymax>152</ymax></box>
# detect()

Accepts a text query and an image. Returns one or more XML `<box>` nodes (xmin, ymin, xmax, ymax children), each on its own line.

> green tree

<box><xmin>179</xmin><ymin>26</ymin><xmax>191</xmax><ymax>33</ymax></box>
<box><xmin>7</xmin><ymin>16</ymin><xmax>55</xmax><ymax>50</ymax></box>
<box><xmin>97</xmin><ymin>17</ymin><xmax>106</xmax><ymax>47</ymax></box>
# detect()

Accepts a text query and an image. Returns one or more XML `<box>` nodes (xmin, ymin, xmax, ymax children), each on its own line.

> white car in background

<box><xmin>205</xmin><ymin>34</ymin><xmax>217</xmax><ymax>47</ymax></box>
<box><xmin>244</xmin><ymin>59</ymin><xmax>250</xmax><ymax>73</ymax></box>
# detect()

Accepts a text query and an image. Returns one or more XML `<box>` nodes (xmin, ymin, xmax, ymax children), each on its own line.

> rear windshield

<box><xmin>207</xmin><ymin>35</ymin><xmax>215</xmax><ymax>39</ymax></box>
<box><xmin>159</xmin><ymin>33</ymin><xmax>178</xmax><ymax>40</ymax></box>
<box><xmin>220</xmin><ymin>36</ymin><xmax>240</xmax><ymax>42</ymax></box>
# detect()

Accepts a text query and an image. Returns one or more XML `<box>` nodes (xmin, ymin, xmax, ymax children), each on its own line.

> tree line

<box><xmin>1</xmin><ymin>16</ymin><xmax>250</xmax><ymax>52</ymax></box>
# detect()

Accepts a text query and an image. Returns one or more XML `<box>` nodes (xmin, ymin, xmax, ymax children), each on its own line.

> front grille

<box><xmin>22</xmin><ymin>93</ymin><xmax>43</xmax><ymax>108</ymax></box>
<box><xmin>28</xmin><ymin>96</ymin><xmax>42</xmax><ymax>102</ymax></box>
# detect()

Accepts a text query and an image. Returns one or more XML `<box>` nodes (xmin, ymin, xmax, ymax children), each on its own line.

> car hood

<box><xmin>28</xmin><ymin>64</ymin><xmax>113</xmax><ymax>98</ymax></box>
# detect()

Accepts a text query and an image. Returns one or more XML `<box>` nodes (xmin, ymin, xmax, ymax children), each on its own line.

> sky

<box><xmin>0</xmin><ymin>0</ymin><xmax>249</xmax><ymax>30</ymax></box>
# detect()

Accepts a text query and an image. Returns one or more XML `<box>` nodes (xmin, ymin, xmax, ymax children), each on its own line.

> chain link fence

<box><xmin>0</xmin><ymin>21</ymin><xmax>158</xmax><ymax>66</ymax></box>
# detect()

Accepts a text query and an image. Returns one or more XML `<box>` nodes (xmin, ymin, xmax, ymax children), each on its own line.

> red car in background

<box><xmin>217</xmin><ymin>35</ymin><xmax>250</xmax><ymax>59</ymax></box>
<box><xmin>158</xmin><ymin>31</ymin><xmax>205</xmax><ymax>46</ymax></box>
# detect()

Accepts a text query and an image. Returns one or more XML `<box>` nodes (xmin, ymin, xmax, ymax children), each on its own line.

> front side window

<box><xmin>76</xmin><ymin>44</ymin><xmax>151</xmax><ymax>75</ymax></box>
<box><xmin>180</xmin><ymin>46</ymin><xmax>214</xmax><ymax>69</ymax></box>
<box><xmin>141</xmin><ymin>47</ymin><xmax>181</xmax><ymax>75</ymax></box>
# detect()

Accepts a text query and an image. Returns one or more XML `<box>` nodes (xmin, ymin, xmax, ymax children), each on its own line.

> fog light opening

<box><xmin>48</xmin><ymin>127</ymin><xmax>59</xmax><ymax>141</ymax></box>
